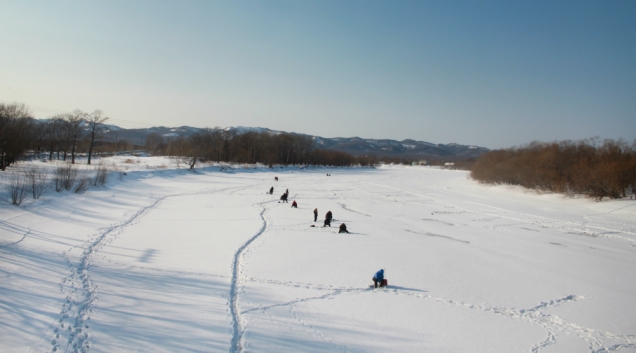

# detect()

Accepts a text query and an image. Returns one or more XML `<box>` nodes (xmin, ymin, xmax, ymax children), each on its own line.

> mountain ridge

<box><xmin>97</xmin><ymin>124</ymin><xmax>489</xmax><ymax>159</ymax></box>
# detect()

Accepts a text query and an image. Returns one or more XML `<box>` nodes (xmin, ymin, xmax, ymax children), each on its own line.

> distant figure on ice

<box><xmin>291</xmin><ymin>200</ymin><xmax>298</xmax><ymax>208</ymax></box>
<box><xmin>280</xmin><ymin>192</ymin><xmax>288</xmax><ymax>203</ymax></box>
<box><xmin>313</xmin><ymin>208</ymin><xmax>318</xmax><ymax>222</ymax></box>
<box><xmin>338</xmin><ymin>223</ymin><xmax>349</xmax><ymax>233</ymax></box>
<box><xmin>373</xmin><ymin>269</ymin><xmax>385</xmax><ymax>288</ymax></box>
<box><xmin>269</xmin><ymin>186</ymin><xmax>274</xmax><ymax>195</ymax></box>
<box><xmin>275</xmin><ymin>177</ymin><xmax>278</xmax><ymax>181</ymax></box>
<box><xmin>323</xmin><ymin>211</ymin><xmax>333</xmax><ymax>227</ymax></box>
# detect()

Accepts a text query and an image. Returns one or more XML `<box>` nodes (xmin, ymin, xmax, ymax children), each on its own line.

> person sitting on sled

<box><xmin>373</xmin><ymin>269</ymin><xmax>385</xmax><ymax>288</ymax></box>
<box><xmin>339</xmin><ymin>223</ymin><xmax>349</xmax><ymax>233</ymax></box>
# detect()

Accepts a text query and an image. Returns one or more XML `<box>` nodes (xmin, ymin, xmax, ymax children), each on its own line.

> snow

<box><xmin>1</xmin><ymin>158</ymin><xmax>635</xmax><ymax>353</ymax></box>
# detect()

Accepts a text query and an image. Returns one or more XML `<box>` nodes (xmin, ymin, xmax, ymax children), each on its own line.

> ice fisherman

<box><xmin>291</xmin><ymin>200</ymin><xmax>298</xmax><ymax>208</ymax></box>
<box><xmin>280</xmin><ymin>193</ymin><xmax>288</xmax><ymax>203</ymax></box>
<box><xmin>269</xmin><ymin>186</ymin><xmax>274</xmax><ymax>195</ymax></box>
<box><xmin>313</xmin><ymin>208</ymin><xmax>318</xmax><ymax>222</ymax></box>
<box><xmin>323</xmin><ymin>211</ymin><xmax>333</xmax><ymax>227</ymax></box>
<box><xmin>338</xmin><ymin>223</ymin><xmax>349</xmax><ymax>233</ymax></box>
<box><xmin>373</xmin><ymin>269</ymin><xmax>385</xmax><ymax>288</ymax></box>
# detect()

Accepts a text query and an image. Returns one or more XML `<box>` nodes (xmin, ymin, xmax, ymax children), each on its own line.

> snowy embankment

<box><xmin>1</xmin><ymin>157</ymin><xmax>635</xmax><ymax>353</ymax></box>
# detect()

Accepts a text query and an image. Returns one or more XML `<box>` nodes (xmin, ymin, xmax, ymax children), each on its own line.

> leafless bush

<box><xmin>54</xmin><ymin>163</ymin><xmax>78</xmax><ymax>192</ymax></box>
<box><xmin>471</xmin><ymin>138</ymin><xmax>636</xmax><ymax>200</ymax></box>
<box><xmin>7</xmin><ymin>172</ymin><xmax>28</xmax><ymax>205</ymax></box>
<box><xmin>187</xmin><ymin>157</ymin><xmax>197</xmax><ymax>169</ymax></box>
<box><xmin>170</xmin><ymin>155</ymin><xmax>184</xmax><ymax>167</ymax></box>
<box><xmin>74</xmin><ymin>177</ymin><xmax>89</xmax><ymax>193</ymax></box>
<box><xmin>25</xmin><ymin>167</ymin><xmax>49</xmax><ymax>199</ymax></box>
<box><xmin>92</xmin><ymin>162</ymin><xmax>109</xmax><ymax>186</ymax></box>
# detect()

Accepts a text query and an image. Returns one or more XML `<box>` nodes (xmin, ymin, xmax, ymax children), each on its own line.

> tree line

<box><xmin>145</xmin><ymin>129</ymin><xmax>364</xmax><ymax>168</ymax></box>
<box><xmin>1</xmin><ymin>102</ymin><xmax>368</xmax><ymax>170</ymax></box>
<box><xmin>470</xmin><ymin>138</ymin><xmax>636</xmax><ymax>200</ymax></box>
<box><xmin>0</xmin><ymin>102</ymin><xmax>108</xmax><ymax>170</ymax></box>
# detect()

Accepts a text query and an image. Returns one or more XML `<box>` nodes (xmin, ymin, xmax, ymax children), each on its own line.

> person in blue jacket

<box><xmin>373</xmin><ymin>269</ymin><xmax>385</xmax><ymax>288</ymax></box>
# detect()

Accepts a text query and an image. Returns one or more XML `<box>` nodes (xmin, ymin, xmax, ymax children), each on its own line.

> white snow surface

<box><xmin>1</xmin><ymin>157</ymin><xmax>636</xmax><ymax>353</ymax></box>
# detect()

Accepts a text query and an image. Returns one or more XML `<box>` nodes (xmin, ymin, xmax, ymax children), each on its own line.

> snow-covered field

<box><xmin>2</xmin><ymin>157</ymin><xmax>636</xmax><ymax>353</ymax></box>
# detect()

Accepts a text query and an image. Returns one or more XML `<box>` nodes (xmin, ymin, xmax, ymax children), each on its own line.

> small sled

<box><xmin>370</xmin><ymin>279</ymin><xmax>388</xmax><ymax>289</ymax></box>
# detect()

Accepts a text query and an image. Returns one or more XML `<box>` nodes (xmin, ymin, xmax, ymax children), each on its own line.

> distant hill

<box><xmin>313</xmin><ymin>136</ymin><xmax>488</xmax><ymax>158</ymax></box>
<box><xmin>96</xmin><ymin>124</ymin><xmax>489</xmax><ymax>159</ymax></box>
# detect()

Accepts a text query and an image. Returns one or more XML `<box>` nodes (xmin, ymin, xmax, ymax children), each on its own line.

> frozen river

<box><xmin>2</xmin><ymin>160</ymin><xmax>635</xmax><ymax>352</ymax></box>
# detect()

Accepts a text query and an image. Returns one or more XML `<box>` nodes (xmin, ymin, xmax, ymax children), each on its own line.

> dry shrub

<box><xmin>26</xmin><ymin>167</ymin><xmax>49</xmax><ymax>199</ymax></box>
<box><xmin>92</xmin><ymin>162</ymin><xmax>109</xmax><ymax>186</ymax></box>
<box><xmin>471</xmin><ymin>138</ymin><xmax>636</xmax><ymax>200</ymax></box>
<box><xmin>54</xmin><ymin>163</ymin><xmax>78</xmax><ymax>192</ymax></box>
<box><xmin>74</xmin><ymin>177</ymin><xmax>89</xmax><ymax>193</ymax></box>
<box><xmin>7</xmin><ymin>171</ymin><xmax>28</xmax><ymax>205</ymax></box>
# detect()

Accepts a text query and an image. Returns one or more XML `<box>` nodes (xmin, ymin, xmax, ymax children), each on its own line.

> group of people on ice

<box><xmin>271</xmin><ymin>177</ymin><xmax>349</xmax><ymax>233</ymax></box>
<box><xmin>271</xmin><ymin>175</ymin><xmax>382</xmax><ymax>288</ymax></box>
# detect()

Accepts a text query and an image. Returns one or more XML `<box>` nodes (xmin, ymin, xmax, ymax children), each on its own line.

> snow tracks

<box><xmin>229</xmin><ymin>203</ymin><xmax>269</xmax><ymax>353</ymax></box>
<box><xmin>51</xmin><ymin>189</ymin><xmax>221</xmax><ymax>353</ymax></box>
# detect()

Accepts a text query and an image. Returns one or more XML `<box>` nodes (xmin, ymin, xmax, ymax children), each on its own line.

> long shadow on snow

<box><xmin>0</xmin><ymin>244</ymin><xmax>70</xmax><ymax>346</ymax></box>
<box><xmin>386</xmin><ymin>285</ymin><xmax>428</xmax><ymax>293</ymax></box>
<box><xmin>89</xmin><ymin>263</ymin><xmax>232</xmax><ymax>352</ymax></box>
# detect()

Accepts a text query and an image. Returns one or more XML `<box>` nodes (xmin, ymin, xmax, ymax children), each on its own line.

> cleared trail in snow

<box><xmin>229</xmin><ymin>203</ymin><xmax>270</xmax><ymax>353</ymax></box>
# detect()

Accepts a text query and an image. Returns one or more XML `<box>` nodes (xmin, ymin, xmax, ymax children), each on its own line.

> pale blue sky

<box><xmin>1</xmin><ymin>1</ymin><xmax>634</xmax><ymax>148</ymax></box>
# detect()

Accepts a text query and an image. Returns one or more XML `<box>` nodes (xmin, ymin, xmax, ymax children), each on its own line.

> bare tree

<box><xmin>0</xmin><ymin>103</ymin><xmax>33</xmax><ymax>170</ymax></box>
<box><xmin>64</xmin><ymin>111</ymin><xmax>85</xmax><ymax>164</ymax></box>
<box><xmin>46</xmin><ymin>116</ymin><xmax>64</xmax><ymax>160</ymax></box>
<box><xmin>86</xmin><ymin>110</ymin><xmax>108</xmax><ymax>165</ymax></box>
<box><xmin>30</xmin><ymin>122</ymin><xmax>48</xmax><ymax>157</ymax></box>
<box><xmin>144</xmin><ymin>132</ymin><xmax>164</xmax><ymax>156</ymax></box>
